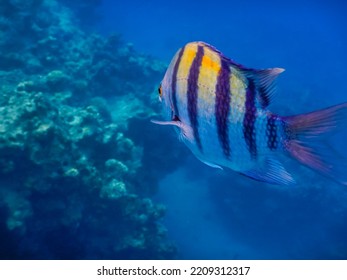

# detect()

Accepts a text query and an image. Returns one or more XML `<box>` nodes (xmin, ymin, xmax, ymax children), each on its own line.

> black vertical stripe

<box><xmin>243</xmin><ymin>79</ymin><xmax>257</xmax><ymax>159</ymax></box>
<box><xmin>187</xmin><ymin>45</ymin><xmax>204</xmax><ymax>152</ymax></box>
<box><xmin>215</xmin><ymin>58</ymin><xmax>231</xmax><ymax>158</ymax></box>
<box><xmin>266</xmin><ymin>114</ymin><xmax>278</xmax><ymax>150</ymax></box>
<box><xmin>171</xmin><ymin>47</ymin><xmax>185</xmax><ymax>117</ymax></box>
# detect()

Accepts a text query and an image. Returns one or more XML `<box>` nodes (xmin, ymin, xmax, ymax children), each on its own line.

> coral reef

<box><xmin>0</xmin><ymin>0</ymin><xmax>183</xmax><ymax>259</ymax></box>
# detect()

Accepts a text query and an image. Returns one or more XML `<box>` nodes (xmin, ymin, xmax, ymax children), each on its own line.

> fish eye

<box><xmin>158</xmin><ymin>84</ymin><xmax>162</xmax><ymax>97</ymax></box>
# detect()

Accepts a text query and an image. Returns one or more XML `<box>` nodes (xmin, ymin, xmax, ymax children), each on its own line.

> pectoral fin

<box><xmin>151</xmin><ymin>119</ymin><xmax>194</xmax><ymax>142</ymax></box>
<box><xmin>151</xmin><ymin>119</ymin><xmax>180</xmax><ymax>127</ymax></box>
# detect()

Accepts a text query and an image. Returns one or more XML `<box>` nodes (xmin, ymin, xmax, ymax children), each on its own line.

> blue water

<box><xmin>99</xmin><ymin>0</ymin><xmax>347</xmax><ymax>108</ymax></box>
<box><xmin>98</xmin><ymin>0</ymin><xmax>347</xmax><ymax>259</ymax></box>
<box><xmin>1</xmin><ymin>0</ymin><xmax>347</xmax><ymax>260</ymax></box>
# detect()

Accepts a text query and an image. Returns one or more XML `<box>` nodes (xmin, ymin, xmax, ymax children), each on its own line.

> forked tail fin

<box><xmin>283</xmin><ymin>102</ymin><xmax>347</xmax><ymax>186</ymax></box>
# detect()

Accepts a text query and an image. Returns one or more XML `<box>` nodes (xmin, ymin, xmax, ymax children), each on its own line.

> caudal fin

<box><xmin>283</xmin><ymin>102</ymin><xmax>347</xmax><ymax>186</ymax></box>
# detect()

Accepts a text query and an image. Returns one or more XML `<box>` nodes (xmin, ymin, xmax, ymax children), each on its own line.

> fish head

<box><xmin>156</xmin><ymin>45</ymin><xmax>187</xmax><ymax>122</ymax></box>
<box><xmin>156</xmin><ymin>73</ymin><xmax>175</xmax><ymax>121</ymax></box>
<box><xmin>152</xmin><ymin>46</ymin><xmax>195</xmax><ymax>144</ymax></box>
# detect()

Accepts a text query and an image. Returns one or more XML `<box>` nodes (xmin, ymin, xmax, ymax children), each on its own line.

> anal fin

<box><xmin>201</xmin><ymin>160</ymin><xmax>223</xmax><ymax>170</ymax></box>
<box><xmin>242</xmin><ymin>158</ymin><xmax>296</xmax><ymax>185</ymax></box>
<box><xmin>192</xmin><ymin>152</ymin><xmax>224</xmax><ymax>170</ymax></box>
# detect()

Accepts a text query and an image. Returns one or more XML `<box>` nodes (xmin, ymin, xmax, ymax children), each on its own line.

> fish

<box><xmin>152</xmin><ymin>41</ymin><xmax>347</xmax><ymax>185</ymax></box>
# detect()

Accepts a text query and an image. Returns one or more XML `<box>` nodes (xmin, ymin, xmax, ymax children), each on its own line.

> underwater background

<box><xmin>0</xmin><ymin>0</ymin><xmax>346</xmax><ymax>260</ymax></box>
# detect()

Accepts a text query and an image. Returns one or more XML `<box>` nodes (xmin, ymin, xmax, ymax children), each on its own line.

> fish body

<box><xmin>153</xmin><ymin>41</ymin><xmax>347</xmax><ymax>185</ymax></box>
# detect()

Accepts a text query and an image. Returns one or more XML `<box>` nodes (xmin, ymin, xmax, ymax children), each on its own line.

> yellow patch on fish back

<box><xmin>200</xmin><ymin>48</ymin><xmax>221</xmax><ymax>73</ymax></box>
<box><xmin>197</xmin><ymin>50</ymin><xmax>221</xmax><ymax>105</ymax></box>
<box><xmin>178</xmin><ymin>45</ymin><xmax>197</xmax><ymax>79</ymax></box>
<box><xmin>175</xmin><ymin>44</ymin><xmax>198</xmax><ymax>105</ymax></box>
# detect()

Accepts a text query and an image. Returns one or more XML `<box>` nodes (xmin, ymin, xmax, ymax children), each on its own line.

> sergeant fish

<box><xmin>152</xmin><ymin>41</ymin><xmax>347</xmax><ymax>185</ymax></box>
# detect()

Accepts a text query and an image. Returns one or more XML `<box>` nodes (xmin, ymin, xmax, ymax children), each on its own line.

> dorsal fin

<box><xmin>197</xmin><ymin>41</ymin><xmax>284</xmax><ymax>108</ymax></box>
<box><xmin>243</xmin><ymin>68</ymin><xmax>285</xmax><ymax>108</ymax></box>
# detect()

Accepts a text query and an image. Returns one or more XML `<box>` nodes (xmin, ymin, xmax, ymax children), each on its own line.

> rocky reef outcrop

<box><xmin>0</xmin><ymin>0</ymin><xmax>184</xmax><ymax>259</ymax></box>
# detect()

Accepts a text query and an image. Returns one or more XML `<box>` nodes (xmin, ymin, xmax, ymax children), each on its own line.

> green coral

<box><xmin>46</xmin><ymin>70</ymin><xmax>69</xmax><ymax>91</ymax></box>
<box><xmin>0</xmin><ymin>0</ymin><xmax>177</xmax><ymax>259</ymax></box>
<box><xmin>100</xmin><ymin>179</ymin><xmax>127</xmax><ymax>199</ymax></box>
